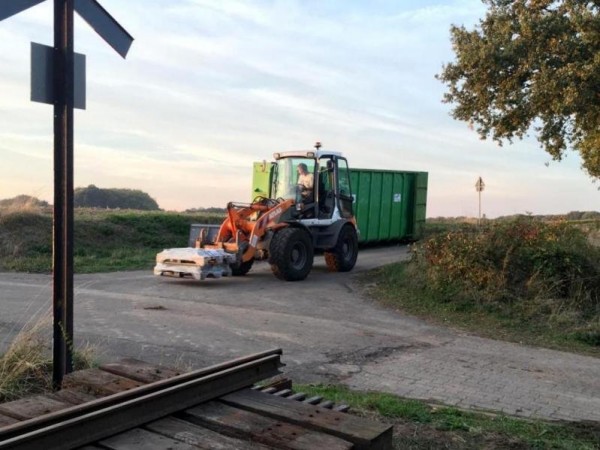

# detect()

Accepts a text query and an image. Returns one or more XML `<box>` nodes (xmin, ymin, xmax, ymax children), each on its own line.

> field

<box><xmin>0</xmin><ymin>208</ymin><xmax>224</xmax><ymax>273</ymax></box>
<box><xmin>2</xmin><ymin>207</ymin><xmax>598</xmax><ymax>273</ymax></box>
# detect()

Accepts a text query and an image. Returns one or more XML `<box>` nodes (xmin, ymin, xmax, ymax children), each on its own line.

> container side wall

<box><xmin>402</xmin><ymin>173</ymin><xmax>416</xmax><ymax>238</ymax></box>
<box><xmin>350</xmin><ymin>168</ymin><xmax>430</xmax><ymax>244</ymax></box>
<box><xmin>367</xmin><ymin>172</ymin><xmax>383</xmax><ymax>242</ymax></box>
<box><xmin>391</xmin><ymin>172</ymin><xmax>406</xmax><ymax>239</ymax></box>
<box><xmin>379</xmin><ymin>173</ymin><xmax>394</xmax><ymax>240</ymax></box>
<box><xmin>356</xmin><ymin>171</ymin><xmax>373</xmax><ymax>242</ymax></box>
<box><xmin>413</xmin><ymin>172</ymin><xmax>429</xmax><ymax>239</ymax></box>
<box><xmin>351</xmin><ymin>171</ymin><xmax>372</xmax><ymax>243</ymax></box>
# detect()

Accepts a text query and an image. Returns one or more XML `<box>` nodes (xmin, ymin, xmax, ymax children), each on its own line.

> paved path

<box><xmin>1</xmin><ymin>246</ymin><xmax>598</xmax><ymax>423</ymax></box>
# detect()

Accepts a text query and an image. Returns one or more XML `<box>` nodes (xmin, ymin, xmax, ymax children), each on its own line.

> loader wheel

<box><xmin>231</xmin><ymin>258</ymin><xmax>254</xmax><ymax>276</ymax></box>
<box><xmin>325</xmin><ymin>225</ymin><xmax>358</xmax><ymax>272</ymax></box>
<box><xmin>269</xmin><ymin>227</ymin><xmax>314</xmax><ymax>281</ymax></box>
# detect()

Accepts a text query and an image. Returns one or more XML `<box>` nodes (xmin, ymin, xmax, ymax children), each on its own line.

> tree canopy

<box><xmin>74</xmin><ymin>185</ymin><xmax>160</xmax><ymax>210</ymax></box>
<box><xmin>437</xmin><ymin>0</ymin><xmax>600</xmax><ymax>179</ymax></box>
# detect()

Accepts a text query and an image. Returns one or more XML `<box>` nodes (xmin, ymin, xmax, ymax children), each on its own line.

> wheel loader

<box><xmin>154</xmin><ymin>143</ymin><xmax>359</xmax><ymax>281</ymax></box>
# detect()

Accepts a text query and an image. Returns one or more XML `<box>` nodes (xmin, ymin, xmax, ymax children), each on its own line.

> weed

<box><xmin>0</xmin><ymin>320</ymin><xmax>52</xmax><ymax>402</ymax></box>
<box><xmin>298</xmin><ymin>384</ymin><xmax>600</xmax><ymax>449</ymax></box>
<box><xmin>0</xmin><ymin>316</ymin><xmax>98</xmax><ymax>402</ymax></box>
<box><xmin>368</xmin><ymin>218</ymin><xmax>600</xmax><ymax>354</ymax></box>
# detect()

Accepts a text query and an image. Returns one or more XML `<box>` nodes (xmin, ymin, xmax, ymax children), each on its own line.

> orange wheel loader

<box><xmin>154</xmin><ymin>143</ymin><xmax>359</xmax><ymax>281</ymax></box>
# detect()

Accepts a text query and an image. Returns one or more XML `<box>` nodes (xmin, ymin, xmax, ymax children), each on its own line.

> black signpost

<box><xmin>0</xmin><ymin>0</ymin><xmax>133</xmax><ymax>388</ymax></box>
<box><xmin>53</xmin><ymin>0</ymin><xmax>75</xmax><ymax>389</ymax></box>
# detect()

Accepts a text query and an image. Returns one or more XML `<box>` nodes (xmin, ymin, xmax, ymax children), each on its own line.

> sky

<box><xmin>0</xmin><ymin>0</ymin><xmax>598</xmax><ymax>218</ymax></box>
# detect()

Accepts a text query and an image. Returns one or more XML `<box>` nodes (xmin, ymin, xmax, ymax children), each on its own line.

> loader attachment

<box><xmin>154</xmin><ymin>247</ymin><xmax>237</xmax><ymax>280</ymax></box>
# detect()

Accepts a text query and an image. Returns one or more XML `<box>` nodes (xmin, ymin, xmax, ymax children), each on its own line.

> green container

<box><xmin>350</xmin><ymin>169</ymin><xmax>428</xmax><ymax>243</ymax></box>
<box><xmin>251</xmin><ymin>162</ymin><xmax>428</xmax><ymax>243</ymax></box>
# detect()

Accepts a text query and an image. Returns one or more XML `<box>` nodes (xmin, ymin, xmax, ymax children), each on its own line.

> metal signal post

<box><xmin>53</xmin><ymin>0</ymin><xmax>75</xmax><ymax>387</ymax></box>
<box><xmin>1</xmin><ymin>0</ymin><xmax>133</xmax><ymax>389</ymax></box>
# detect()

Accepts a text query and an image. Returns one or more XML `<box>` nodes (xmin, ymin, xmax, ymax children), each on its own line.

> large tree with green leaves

<box><xmin>437</xmin><ymin>0</ymin><xmax>600</xmax><ymax>179</ymax></box>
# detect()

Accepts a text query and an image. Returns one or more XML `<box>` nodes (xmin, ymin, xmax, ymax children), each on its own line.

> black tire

<box><xmin>230</xmin><ymin>258</ymin><xmax>254</xmax><ymax>276</ymax></box>
<box><xmin>324</xmin><ymin>225</ymin><xmax>358</xmax><ymax>272</ymax></box>
<box><xmin>269</xmin><ymin>227</ymin><xmax>314</xmax><ymax>281</ymax></box>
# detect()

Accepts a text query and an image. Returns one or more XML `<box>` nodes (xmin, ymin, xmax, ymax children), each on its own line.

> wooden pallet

<box><xmin>0</xmin><ymin>358</ymin><xmax>392</xmax><ymax>449</ymax></box>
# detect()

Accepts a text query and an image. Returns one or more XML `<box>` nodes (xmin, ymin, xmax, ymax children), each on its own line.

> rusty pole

<box><xmin>52</xmin><ymin>0</ymin><xmax>75</xmax><ymax>389</ymax></box>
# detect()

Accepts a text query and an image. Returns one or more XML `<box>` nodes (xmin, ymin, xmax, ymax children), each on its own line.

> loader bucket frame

<box><xmin>210</xmin><ymin>198</ymin><xmax>295</xmax><ymax>262</ymax></box>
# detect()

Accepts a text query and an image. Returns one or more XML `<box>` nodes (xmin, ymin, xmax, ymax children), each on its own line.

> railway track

<box><xmin>0</xmin><ymin>349</ymin><xmax>392</xmax><ymax>449</ymax></box>
<box><xmin>0</xmin><ymin>349</ymin><xmax>282</xmax><ymax>450</ymax></box>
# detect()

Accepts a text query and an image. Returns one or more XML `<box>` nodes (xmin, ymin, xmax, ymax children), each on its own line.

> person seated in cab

<box><xmin>296</xmin><ymin>163</ymin><xmax>314</xmax><ymax>206</ymax></box>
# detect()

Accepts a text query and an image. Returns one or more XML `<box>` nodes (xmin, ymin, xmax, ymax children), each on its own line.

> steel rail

<box><xmin>0</xmin><ymin>347</ymin><xmax>282</xmax><ymax>440</ymax></box>
<box><xmin>0</xmin><ymin>349</ymin><xmax>282</xmax><ymax>450</ymax></box>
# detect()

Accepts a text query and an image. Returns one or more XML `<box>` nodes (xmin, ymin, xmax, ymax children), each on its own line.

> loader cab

<box><xmin>271</xmin><ymin>148</ymin><xmax>354</xmax><ymax>222</ymax></box>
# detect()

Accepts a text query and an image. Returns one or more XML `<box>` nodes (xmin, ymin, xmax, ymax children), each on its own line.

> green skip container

<box><xmin>251</xmin><ymin>162</ymin><xmax>428</xmax><ymax>244</ymax></box>
<box><xmin>351</xmin><ymin>169</ymin><xmax>428</xmax><ymax>243</ymax></box>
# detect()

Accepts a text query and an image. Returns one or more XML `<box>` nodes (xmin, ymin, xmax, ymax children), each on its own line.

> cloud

<box><xmin>0</xmin><ymin>0</ymin><xmax>597</xmax><ymax>216</ymax></box>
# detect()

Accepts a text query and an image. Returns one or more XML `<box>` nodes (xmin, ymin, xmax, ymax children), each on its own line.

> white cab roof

<box><xmin>273</xmin><ymin>150</ymin><xmax>343</xmax><ymax>160</ymax></box>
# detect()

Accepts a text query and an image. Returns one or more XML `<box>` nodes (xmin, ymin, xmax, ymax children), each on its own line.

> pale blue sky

<box><xmin>1</xmin><ymin>0</ymin><xmax>598</xmax><ymax>217</ymax></box>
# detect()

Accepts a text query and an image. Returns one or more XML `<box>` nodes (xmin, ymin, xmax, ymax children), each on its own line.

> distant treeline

<box><xmin>0</xmin><ymin>192</ymin><xmax>227</xmax><ymax>214</ymax></box>
<box><xmin>0</xmin><ymin>186</ymin><xmax>160</xmax><ymax>211</ymax></box>
<box><xmin>74</xmin><ymin>185</ymin><xmax>159</xmax><ymax>210</ymax></box>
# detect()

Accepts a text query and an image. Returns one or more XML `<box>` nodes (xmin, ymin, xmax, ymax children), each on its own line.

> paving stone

<box><xmin>347</xmin><ymin>335</ymin><xmax>600</xmax><ymax>423</ymax></box>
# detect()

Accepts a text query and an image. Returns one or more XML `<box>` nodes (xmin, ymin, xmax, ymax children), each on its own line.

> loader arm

<box><xmin>212</xmin><ymin>198</ymin><xmax>295</xmax><ymax>262</ymax></box>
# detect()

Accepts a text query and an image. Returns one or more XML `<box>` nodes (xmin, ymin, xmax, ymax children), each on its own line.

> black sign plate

<box><xmin>74</xmin><ymin>0</ymin><xmax>133</xmax><ymax>58</ymax></box>
<box><xmin>31</xmin><ymin>42</ymin><xmax>86</xmax><ymax>110</ymax></box>
<box><xmin>0</xmin><ymin>0</ymin><xmax>45</xmax><ymax>21</ymax></box>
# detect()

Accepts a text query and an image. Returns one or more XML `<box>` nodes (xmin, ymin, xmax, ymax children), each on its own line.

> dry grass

<box><xmin>0</xmin><ymin>317</ymin><xmax>53</xmax><ymax>402</ymax></box>
<box><xmin>0</xmin><ymin>196</ymin><xmax>50</xmax><ymax>216</ymax></box>
<box><xmin>0</xmin><ymin>316</ymin><xmax>97</xmax><ymax>402</ymax></box>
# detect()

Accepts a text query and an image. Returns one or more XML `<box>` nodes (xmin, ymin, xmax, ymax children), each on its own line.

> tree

<box><xmin>74</xmin><ymin>185</ymin><xmax>159</xmax><ymax>210</ymax></box>
<box><xmin>437</xmin><ymin>0</ymin><xmax>600</xmax><ymax>179</ymax></box>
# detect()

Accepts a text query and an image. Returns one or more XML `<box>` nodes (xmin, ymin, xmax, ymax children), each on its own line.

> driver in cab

<box><xmin>297</xmin><ymin>163</ymin><xmax>314</xmax><ymax>205</ymax></box>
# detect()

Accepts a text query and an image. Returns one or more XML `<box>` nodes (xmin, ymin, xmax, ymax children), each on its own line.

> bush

<box><xmin>581</xmin><ymin>211</ymin><xmax>600</xmax><ymax>220</ymax></box>
<box><xmin>413</xmin><ymin>218</ymin><xmax>600</xmax><ymax>324</ymax></box>
<box><xmin>0</xmin><ymin>211</ymin><xmax>52</xmax><ymax>259</ymax></box>
<box><xmin>0</xmin><ymin>195</ymin><xmax>49</xmax><ymax>212</ymax></box>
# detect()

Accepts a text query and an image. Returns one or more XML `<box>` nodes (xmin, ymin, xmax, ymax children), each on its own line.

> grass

<box><xmin>0</xmin><ymin>208</ymin><xmax>224</xmax><ymax>273</ymax></box>
<box><xmin>365</xmin><ymin>262</ymin><xmax>600</xmax><ymax>357</ymax></box>
<box><xmin>364</xmin><ymin>218</ymin><xmax>600</xmax><ymax>356</ymax></box>
<box><xmin>0</xmin><ymin>320</ymin><xmax>52</xmax><ymax>402</ymax></box>
<box><xmin>0</xmin><ymin>316</ymin><xmax>97</xmax><ymax>402</ymax></box>
<box><xmin>297</xmin><ymin>383</ymin><xmax>600</xmax><ymax>449</ymax></box>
